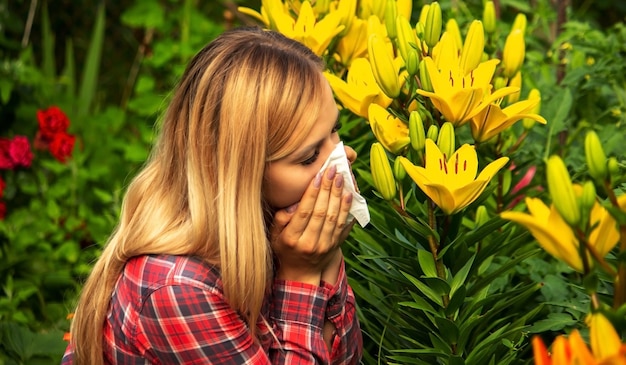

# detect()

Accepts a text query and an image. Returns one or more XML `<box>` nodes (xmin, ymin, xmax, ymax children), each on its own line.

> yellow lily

<box><xmin>399</xmin><ymin>139</ymin><xmax>509</xmax><ymax>215</ymax></box>
<box><xmin>324</xmin><ymin>58</ymin><xmax>392</xmax><ymax>118</ymax></box>
<box><xmin>500</xmin><ymin>191</ymin><xmax>620</xmax><ymax>273</ymax></box>
<box><xmin>358</xmin><ymin>0</ymin><xmax>386</xmax><ymax>20</ymax></box>
<box><xmin>368</xmin><ymin>103</ymin><xmax>410</xmax><ymax>154</ymax></box>
<box><xmin>335</xmin><ymin>17</ymin><xmax>369</xmax><ymax>67</ymax></box>
<box><xmin>469</xmin><ymin>97</ymin><xmax>547</xmax><ymax>142</ymax></box>
<box><xmin>417</xmin><ymin>57</ymin><xmax>518</xmax><ymax>126</ymax></box>
<box><xmin>254</xmin><ymin>0</ymin><xmax>344</xmax><ymax>56</ymax></box>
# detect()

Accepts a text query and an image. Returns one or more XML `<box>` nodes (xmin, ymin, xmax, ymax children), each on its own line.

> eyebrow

<box><xmin>291</xmin><ymin>112</ymin><xmax>340</xmax><ymax>161</ymax></box>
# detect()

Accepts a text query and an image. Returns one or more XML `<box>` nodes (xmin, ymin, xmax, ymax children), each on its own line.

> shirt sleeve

<box><xmin>272</xmin><ymin>258</ymin><xmax>362</xmax><ymax>365</ymax></box>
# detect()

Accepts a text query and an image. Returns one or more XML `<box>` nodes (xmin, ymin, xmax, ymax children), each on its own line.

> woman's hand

<box><xmin>270</xmin><ymin>165</ymin><xmax>354</xmax><ymax>286</ymax></box>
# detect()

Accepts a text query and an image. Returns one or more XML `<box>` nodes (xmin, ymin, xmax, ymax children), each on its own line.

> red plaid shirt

<box><xmin>61</xmin><ymin>254</ymin><xmax>362</xmax><ymax>364</ymax></box>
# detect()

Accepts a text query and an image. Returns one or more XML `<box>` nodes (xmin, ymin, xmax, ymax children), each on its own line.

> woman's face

<box><xmin>263</xmin><ymin>80</ymin><xmax>356</xmax><ymax>210</ymax></box>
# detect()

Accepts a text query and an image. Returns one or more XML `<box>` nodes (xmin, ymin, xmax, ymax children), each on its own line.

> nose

<box><xmin>344</xmin><ymin>145</ymin><xmax>357</xmax><ymax>164</ymax></box>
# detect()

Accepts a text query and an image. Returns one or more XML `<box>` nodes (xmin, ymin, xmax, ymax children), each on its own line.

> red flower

<box><xmin>0</xmin><ymin>136</ymin><xmax>33</xmax><ymax>169</ymax></box>
<box><xmin>49</xmin><ymin>132</ymin><xmax>76</xmax><ymax>163</ymax></box>
<box><xmin>9</xmin><ymin>136</ymin><xmax>33</xmax><ymax>168</ymax></box>
<box><xmin>37</xmin><ymin>106</ymin><xmax>70</xmax><ymax>141</ymax></box>
<box><xmin>0</xmin><ymin>139</ymin><xmax>13</xmax><ymax>169</ymax></box>
<box><xmin>0</xmin><ymin>177</ymin><xmax>5</xmax><ymax>199</ymax></box>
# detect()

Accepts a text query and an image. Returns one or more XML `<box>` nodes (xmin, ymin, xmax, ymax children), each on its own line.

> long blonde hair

<box><xmin>69</xmin><ymin>27</ymin><xmax>326</xmax><ymax>364</ymax></box>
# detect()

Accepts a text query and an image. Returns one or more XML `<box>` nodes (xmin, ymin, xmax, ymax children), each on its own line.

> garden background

<box><xmin>1</xmin><ymin>0</ymin><xmax>626</xmax><ymax>364</ymax></box>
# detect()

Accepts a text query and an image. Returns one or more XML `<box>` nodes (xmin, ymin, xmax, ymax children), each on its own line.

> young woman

<box><xmin>62</xmin><ymin>27</ymin><xmax>363</xmax><ymax>364</ymax></box>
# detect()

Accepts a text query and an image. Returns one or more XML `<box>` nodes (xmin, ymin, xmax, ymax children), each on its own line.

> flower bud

<box><xmin>502</xmin><ymin>29</ymin><xmax>525</xmax><ymax>78</ymax></box>
<box><xmin>475</xmin><ymin>205</ymin><xmax>489</xmax><ymax>228</ymax></box>
<box><xmin>501</xmin><ymin>168</ymin><xmax>512</xmax><ymax>195</ymax></box>
<box><xmin>371</xmin><ymin>142</ymin><xmax>396</xmax><ymax>201</ymax></box>
<box><xmin>608</xmin><ymin>157</ymin><xmax>620</xmax><ymax>180</ymax></box>
<box><xmin>436</xmin><ymin>122</ymin><xmax>455</xmax><ymax>160</ymax></box>
<box><xmin>493</xmin><ymin>76</ymin><xmax>507</xmax><ymax>91</ymax></box>
<box><xmin>395</xmin><ymin>16</ymin><xmax>418</xmax><ymax>62</ymax></box>
<box><xmin>512</xmin><ymin>13</ymin><xmax>527</xmax><ymax>34</ymax></box>
<box><xmin>446</xmin><ymin>19</ymin><xmax>463</xmax><ymax>52</ymax></box>
<box><xmin>460</xmin><ymin>20</ymin><xmax>485</xmax><ymax>75</ymax></box>
<box><xmin>579</xmin><ymin>180</ymin><xmax>597</xmax><ymax>221</ymax></box>
<box><xmin>418</xmin><ymin>4</ymin><xmax>430</xmax><ymax>28</ymax></box>
<box><xmin>406</xmin><ymin>48</ymin><xmax>419</xmax><ymax>76</ymax></box>
<box><xmin>546</xmin><ymin>155</ymin><xmax>580</xmax><ymax>227</ymax></box>
<box><xmin>419</xmin><ymin>58</ymin><xmax>433</xmax><ymax>92</ymax></box>
<box><xmin>423</xmin><ymin>1</ymin><xmax>442</xmax><ymax>49</ymax></box>
<box><xmin>523</xmin><ymin>88</ymin><xmax>542</xmax><ymax>130</ymax></box>
<box><xmin>384</xmin><ymin>0</ymin><xmax>398</xmax><ymax>39</ymax></box>
<box><xmin>409</xmin><ymin>111</ymin><xmax>426</xmax><ymax>152</ymax></box>
<box><xmin>426</xmin><ymin>124</ymin><xmax>439</xmax><ymax>141</ymax></box>
<box><xmin>483</xmin><ymin>1</ymin><xmax>497</xmax><ymax>34</ymax></box>
<box><xmin>368</xmin><ymin>33</ymin><xmax>401</xmax><ymax>98</ymax></box>
<box><xmin>584</xmin><ymin>130</ymin><xmax>608</xmax><ymax>181</ymax></box>
<box><xmin>393</xmin><ymin>156</ymin><xmax>406</xmax><ymax>182</ymax></box>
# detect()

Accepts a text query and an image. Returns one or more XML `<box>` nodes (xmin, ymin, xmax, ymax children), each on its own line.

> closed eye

<box><xmin>300</xmin><ymin>150</ymin><xmax>320</xmax><ymax>166</ymax></box>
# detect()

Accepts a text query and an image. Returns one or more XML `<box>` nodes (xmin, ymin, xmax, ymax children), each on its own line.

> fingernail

<box><xmin>327</xmin><ymin>165</ymin><xmax>337</xmax><ymax>180</ymax></box>
<box><xmin>314</xmin><ymin>172</ymin><xmax>322</xmax><ymax>187</ymax></box>
<box><xmin>286</xmin><ymin>203</ymin><xmax>299</xmax><ymax>213</ymax></box>
<box><xmin>335</xmin><ymin>173</ymin><xmax>344</xmax><ymax>188</ymax></box>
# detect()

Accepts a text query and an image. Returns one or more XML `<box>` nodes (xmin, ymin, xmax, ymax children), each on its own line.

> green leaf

<box><xmin>450</xmin><ymin>254</ymin><xmax>474</xmax><ymax>297</ymax></box>
<box><xmin>46</xmin><ymin>200</ymin><xmax>61</xmax><ymax>220</ymax></box>
<box><xmin>401</xmin><ymin>271</ymin><xmax>444</xmax><ymax>307</ymax></box>
<box><xmin>435</xmin><ymin>317</ymin><xmax>459</xmax><ymax>344</ymax></box>
<box><xmin>526</xmin><ymin>312</ymin><xmax>578</xmax><ymax>333</ymax></box>
<box><xmin>445</xmin><ymin>285</ymin><xmax>466</xmax><ymax>317</ymax></box>
<box><xmin>418</xmin><ymin>249</ymin><xmax>437</xmax><ymax>277</ymax></box>
<box><xmin>77</xmin><ymin>3</ymin><xmax>105</xmax><ymax>117</ymax></box>
<box><xmin>0</xmin><ymin>78</ymin><xmax>13</xmax><ymax>104</ymax></box>
<box><xmin>40</xmin><ymin>1</ymin><xmax>55</xmax><ymax>79</ymax></box>
<box><xmin>121</xmin><ymin>0</ymin><xmax>165</xmax><ymax>28</ymax></box>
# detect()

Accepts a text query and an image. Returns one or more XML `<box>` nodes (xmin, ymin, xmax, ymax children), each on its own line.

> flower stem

<box><xmin>427</xmin><ymin>201</ymin><xmax>450</xmax><ymax>308</ymax></box>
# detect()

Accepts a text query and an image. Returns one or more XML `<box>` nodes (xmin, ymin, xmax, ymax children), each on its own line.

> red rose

<box><xmin>49</xmin><ymin>132</ymin><xmax>76</xmax><ymax>163</ymax></box>
<box><xmin>37</xmin><ymin>106</ymin><xmax>70</xmax><ymax>141</ymax></box>
<box><xmin>0</xmin><ymin>202</ymin><xmax>5</xmax><ymax>220</ymax></box>
<box><xmin>0</xmin><ymin>139</ymin><xmax>13</xmax><ymax>169</ymax></box>
<box><xmin>0</xmin><ymin>177</ymin><xmax>5</xmax><ymax>199</ymax></box>
<box><xmin>9</xmin><ymin>136</ymin><xmax>33</xmax><ymax>168</ymax></box>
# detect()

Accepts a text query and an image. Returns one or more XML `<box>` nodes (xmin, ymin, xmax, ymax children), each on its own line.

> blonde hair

<box><xmin>69</xmin><ymin>27</ymin><xmax>326</xmax><ymax>364</ymax></box>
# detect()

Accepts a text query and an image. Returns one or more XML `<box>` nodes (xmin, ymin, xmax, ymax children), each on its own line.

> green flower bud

<box><xmin>396</xmin><ymin>16</ymin><xmax>419</xmax><ymax>63</ymax></box>
<box><xmin>418</xmin><ymin>4</ymin><xmax>430</xmax><ymax>28</ymax></box>
<box><xmin>493</xmin><ymin>76</ymin><xmax>507</xmax><ymax>91</ymax></box>
<box><xmin>371</xmin><ymin>142</ymin><xmax>397</xmax><ymax>201</ymax></box>
<box><xmin>580</xmin><ymin>180</ymin><xmax>597</xmax><ymax>216</ymax></box>
<box><xmin>446</xmin><ymin>19</ymin><xmax>463</xmax><ymax>52</ymax></box>
<box><xmin>406</xmin><ymin>48</ymin><xmax>419</xmax><ymax>76</ymax></box>
<box><xmin>501</xmin><ymin>168</ymin><xmax>512</xmax><ymax>195</ymax></box>
<box><xmin>426</xmin><ymin>124</ymin><xmax>439</xmax><ymax>141</ymax></box>
<box><xmin>546</xmin><ymin>155</ymin><xmax>580</xmax><ymax>227</ymax></box>
<box><xmin>474</xmin><ymin>205</ymin><xmax>489</xmax><ymax>228</ymax></box>
<box><xmin>436</xmin><ymin>122</ymin><xmax>455</xmax><ymax>160</ymax></box>
<box><xmin>608</xmin><ymin>157</ymin><xmax>620</xmax><ymax>180</ymax></box>
<box><xmin>368</xmin><ymin>33</ymin><xmax>401</xmax><ymax>98</ymax></box>
<box><xmin>384</xmin><ymin>0</ymin><xmax>398</xmax><ymax>39</ymax></box>
<box><xmin>424</xmin><ymin>1</ymin><xmax>442</xmax><ymax>49</ymax></box>
<box><xmin>409</xmin><ymin>111</ymin><xmax>426</xmax><ymax>152</ymax></box>
<box><xmin>393</xmin><ymin>157</ymin><xmax>406</xmax><ymax>182</ymax></box>
<box><xmin>584</xmin><ymin>130</ymin><xmax>608</xmax><ymax>181</ymax></box>
<box><xmin>419</xmin><ymin>58</ymin><xmax>433</xmax><ymax>92</ymax></box>
<box><xmin>483</xmin><ymin>1</ymin><xmax>497</xmax><ymax>34</ymax></box>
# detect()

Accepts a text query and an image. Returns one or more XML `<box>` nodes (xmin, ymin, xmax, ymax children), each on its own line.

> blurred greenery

<box><xmin>1</xmin><ymin>0</ymin><xmax>625</xmax><ymax>364</ymax></box>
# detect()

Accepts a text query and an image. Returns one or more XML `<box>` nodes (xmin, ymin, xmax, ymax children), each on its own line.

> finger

<box><xmin>297</xmin><ymin>165</ymin><xmax>337</xmax><ymax>244</ymax></box>
<box><xmin>332</xmin><ymin>193</ymin><xmax>354</xmax><ymax>244</ymax></box>
<box><xmin>319</xmin><ymin>173</ymin><xmax>347</xmax><ymax>245</ymax></box>
<box><xmin>269</xmin><ymin>205</ymin><xmax>297</xmax><ymax>243</ymax></box>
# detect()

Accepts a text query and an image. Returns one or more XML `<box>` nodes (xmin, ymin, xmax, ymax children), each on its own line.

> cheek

<box><xmin>264</xmin><ymin>167</ymin><xmax>317</xmax><ymax>209</ymax></box>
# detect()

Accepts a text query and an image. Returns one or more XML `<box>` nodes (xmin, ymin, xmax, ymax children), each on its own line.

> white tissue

<box><xmin>318</xmin><ymin>142</ymin><xmax>370</xmax><ymax>227</ymax></box>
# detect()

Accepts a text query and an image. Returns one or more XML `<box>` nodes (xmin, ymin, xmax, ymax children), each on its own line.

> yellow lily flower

<box><xmin>500</xmin><ymin>191</ymin><xmax>620</xmax><ymax>273</ymax></box>
<box><xmin>587</xmin><ymin>313</ymin><xmax>625</xmax><ymax>361</ymax></box>
<box><xmin>368</xmin><ymin>103</ymin><xmax>410</xmax><ymax>154</ymax></box>
<box><xmin>469</xmin><ymin>97</ymin><xmax>547</xmax><ymax>142</ymax></box>
<box><xmin>399</xmin><ymin>139</ymin><xmax>509</xmax><ymax>215</ymax></box>
<box><xmin>335</xmin><ymin>17</ymin><xmax>368</xmax><ymax>67</ymax></box>
<box><xmin>417</xmin><ymin>57</ymin><xmax>518</xmax><ymax>126</ymax></box>
<box><xmin>324</xmin><ymin>58</ymin><xmax>392</xmax><ymax>118</ymax></box>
